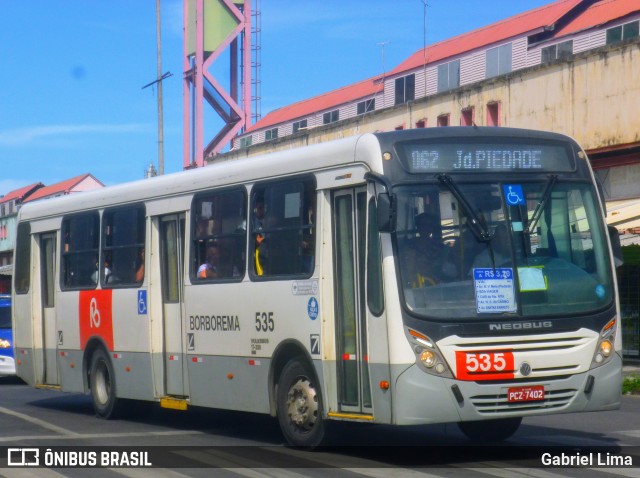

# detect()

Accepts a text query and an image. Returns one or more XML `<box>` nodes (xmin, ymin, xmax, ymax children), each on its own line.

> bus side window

<box><xmin>251</xmin><ymin>177</ymin><xmax>316</xmax><ymax>279</ymax></box>
<box><xmin>102</xmin><ymin>205</ymin><xmax>146</xmax><ymax>287</ymax></box>
<box><xmin>14</xmin><ymin>222</ymin><xmax>32</xmax><ymax>294</ymax></box>
<box><xmin>191</xmin><ymin>188</ymin><xmax>246</xmax><ymax>282</ymax></box>
<box><xmin>61</xmin><ymin>212</ymin><xmax>100</xmax><ymax>289</ymax></box>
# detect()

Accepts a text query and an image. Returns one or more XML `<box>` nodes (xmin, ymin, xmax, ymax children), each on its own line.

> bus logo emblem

<box><xmin>520</xmin><ymin>362</ymin><xmax>532</xmax><ymax>376</ymax></box>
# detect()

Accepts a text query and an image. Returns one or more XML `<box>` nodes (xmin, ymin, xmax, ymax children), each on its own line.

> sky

<box><xmin>0</xmin><ymin>0</ymin><xmax>554</xmax><ymax>197</ymax></box>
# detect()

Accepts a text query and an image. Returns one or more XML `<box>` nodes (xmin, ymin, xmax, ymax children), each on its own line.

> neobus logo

<box><xmin>489</xmin><ymin>321</ymin><xmax>553</xmax><ymax>331</ymax></box>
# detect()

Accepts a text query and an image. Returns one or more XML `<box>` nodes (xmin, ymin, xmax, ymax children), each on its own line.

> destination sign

<box><xmin>401</xmin><ymin>142</ymin><xmax>574</xmax><ymax>173</ymax></box>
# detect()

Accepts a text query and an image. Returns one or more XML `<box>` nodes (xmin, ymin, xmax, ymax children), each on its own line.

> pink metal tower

<box><xmin>183</xmin><ymin>0</ymin><xmax>256</xmax><ymax>169</ymax></box>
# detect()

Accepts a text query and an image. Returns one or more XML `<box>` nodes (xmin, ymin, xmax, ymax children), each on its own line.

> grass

<box><xmin>622</xmin><ymin>375</ymin><xmax>640</xmax><ymax>395</ymax></box>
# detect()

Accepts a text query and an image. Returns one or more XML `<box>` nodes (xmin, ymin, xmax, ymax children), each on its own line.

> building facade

<box><xmin>213</xmin><ymin>0</ymin><xmax>640</xmax><ymax>356</ymax></box>
<box><xmin>0</xmin><ymin>174</ymin><xmax>104</xmax><ymax>293</ymax></box>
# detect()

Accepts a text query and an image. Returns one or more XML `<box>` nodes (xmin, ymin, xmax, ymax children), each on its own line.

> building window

<box><xmin>239</xmin><ymin>136</ymin><xmax>252</xmax><ymax>148</ymax></box>
<box><xmin>323</xmin><ymin>110</ymin><xmax>339</xmax><ymax>125</ymax></box>
<box><xmin>486</xmin><ymin>43</ymin><xmax>512</xmax><ymax>78</ymax></box>
<box><xmin>415</xmin><ymin>119</ymin><xmax>426</xmax><ymax>128</ymax></box>
<box><xmin>461</xmin><ymin>107</ymin><xmax>474</xmax><ymax>126</ymax></box>
<box><xmin>541</xmin><ymin>40</ymin><xmax>573</xmax><ymax>63</ymax></box>
<box><xmin>437</xmin><ymin>60</ymin><xmax>460</xmax><ymax>92</ymax></box>
<box><xmin>437</xmin><ymin>114</ymin><xmax>450</xmax><ymax>127</ymax></box>
<box><xmin>293</xmin><ymin>119</ymin><xmax>308</xmax><ymax>133</ymax></box>
<box><xmin>487</xmin><ymin>101</ymin><xmax>501</xmax><ymax>126</ymax></box>
<box><xmin>357</xmin><ymin>98</ymin><xmax>375</xmax><ymax>115</ymax></box>
<box><xmin>394</xmin><ymin>74</ymin><xmax>415</xmax><ymax>105</ymax></box>
<box><xmin>607</xmin><ymin>21</ymin><xmax>639</xmax><ymax>44</ymax></box>
<box><xmin>265</xmin><ymin>128</ymin><xmax>278</xmax><ymax>141</ymax></box>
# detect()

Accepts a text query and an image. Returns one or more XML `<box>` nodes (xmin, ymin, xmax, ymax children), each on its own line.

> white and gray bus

<box><xmin>13</xmin><ymin>128</ymin><xmax>622</xmax><ymax>446</ymax></box>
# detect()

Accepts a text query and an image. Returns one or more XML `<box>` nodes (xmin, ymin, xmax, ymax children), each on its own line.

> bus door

<box><xmin>332</xmin><ymin>188</ymin><xmax>372</xmax><ymax>414</ymax></box>
<box><xmin>158</xmin><ymin>214</ymin><xmax>188</xmax><ymax>397</ymax></box>
<box><xmin>38</xmin><ymin>232</ymin><xmax>58</xmax><ymax>385</ymax></box>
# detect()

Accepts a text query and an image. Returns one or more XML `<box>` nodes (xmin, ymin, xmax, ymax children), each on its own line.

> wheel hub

<box><xmin>286</xmin><ymin>378</ymin><xmax>318</xmax><ymax>431</ymax></box>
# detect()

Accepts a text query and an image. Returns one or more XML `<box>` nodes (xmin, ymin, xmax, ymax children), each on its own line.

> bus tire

<box><xmin>89</xmin><ymin>347</ymin><xmax>122</xmax><ymax>419</ymax></box>
<box><xmin>277</xmin><ymin>358</ymin><xmax>325</xmax><ymax>448</ymax></box>
<box><xmin>457</xmin><ymin>417</ymin><xmax>522</xmax><ymax>442</ymax></box>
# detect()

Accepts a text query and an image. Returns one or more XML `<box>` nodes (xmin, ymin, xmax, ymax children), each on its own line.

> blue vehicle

<box><xmin>0</xmin><ymin>294</ymin><xmax>15</xmax><ymax>376</ymax></box>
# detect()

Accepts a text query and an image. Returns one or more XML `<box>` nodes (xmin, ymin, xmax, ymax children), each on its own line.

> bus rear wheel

<box><xmin>277</xmin><ymin>359</ymin><xmax>326</xmax><ymax>448</ymax></box>
<box><xmin>458</xmin><ymin>417</ymin><xmax>522</xmax><ymax>442</ymax></box>
<box><xmin>89</xmin><ymin>348</ymin><xmax>122</xmax><ymax>419</ymax></box>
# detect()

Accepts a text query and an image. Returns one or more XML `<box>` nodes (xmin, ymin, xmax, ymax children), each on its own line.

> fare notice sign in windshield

<box><xmin>401</xmin><ymin>142</ymin><xmax>575</xmax><ymax>173</ymax></box>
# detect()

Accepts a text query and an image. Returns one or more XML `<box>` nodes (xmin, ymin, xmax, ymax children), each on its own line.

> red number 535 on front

<box><xmin>455</xmin><ymin>351</ymin><xmax>515</xmax><ymax>381</ymax></box>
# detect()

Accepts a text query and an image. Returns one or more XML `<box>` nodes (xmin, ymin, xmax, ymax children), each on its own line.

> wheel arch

<box><xmin>82</xmin><ymin>337</ymin><xmax>110</xmax><ymax>393</ymax></box>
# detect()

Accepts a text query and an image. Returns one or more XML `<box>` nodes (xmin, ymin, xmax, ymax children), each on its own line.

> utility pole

<box><xmin>156</xmin><ymin>0</ymin><xmax>164</xmax><ymax>175</ymax></box>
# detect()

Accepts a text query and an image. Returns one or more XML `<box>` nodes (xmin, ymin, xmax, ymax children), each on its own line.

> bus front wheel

<box><xmin>277</xmin><ymin>359</ymin><xmax>326</xmax><ymax>448</ymax></box>
<box><xmin>458</xmin><ymin>417</ymin><xmax>522</xmax><ymax>442</ymax></box>
<box><xmin>89</xmin><ymin>348</ymin><xmax>122</xmax><ymax>419</ymax></box>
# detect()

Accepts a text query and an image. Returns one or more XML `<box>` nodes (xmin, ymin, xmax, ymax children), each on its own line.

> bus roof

<box><xmin>18</xmin><ymin>133</ymin><xmax>382</xmax><ymax>222</ymax></box>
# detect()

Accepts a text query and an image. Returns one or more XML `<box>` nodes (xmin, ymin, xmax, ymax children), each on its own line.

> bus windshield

<box><xmin>395</xmin><ymin>179</ymin><xmax>614</xmax><ymax>320</ymax></box>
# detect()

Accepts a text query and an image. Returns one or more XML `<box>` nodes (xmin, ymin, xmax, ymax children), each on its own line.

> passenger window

<box><xmin>102</xmin><ymin>205</ymin><xmax>146</xmax><ymax>287</ymax></box>
<box><xmin>61</xmin><ymin>212</ymin><xmax>100</xmax><ymax>289</ymax></box>
<box><xmin>251</xmin><ymin>178</ymin><xmax>316</xmax><ymax>278</ymax></box>
<box><xmin>14</xmin><ymin>222</ymin><xmax>31</xmax><ymax>294</ymax></box>
<box><xmin>192</xmin><ymin>188</ymin><xmax>246</xmax><ymax>281</ymax></box>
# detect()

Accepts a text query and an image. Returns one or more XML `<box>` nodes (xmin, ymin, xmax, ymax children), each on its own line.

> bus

<box><xmin>13</xmin><ymin>127</ymin><xmax>622</xmax><ymax>447</ymax></box>
<box><xmin>0</xmin><ymin>294</ymin><xmax>15</xmax><ymax>376</ymax></box>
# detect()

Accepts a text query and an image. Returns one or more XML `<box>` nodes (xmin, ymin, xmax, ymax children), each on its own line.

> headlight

<box><xmin>0</xmin><ymin>339</ymin><xmax>10</xmax><ymax>349</ymax></box>
<box><xmin>419</xmin><ymin>349</ymin><xmax>437</xmax><ymax>368</ymax></box>
<box><xmin>408</xmin><ymin>328</ymin><xmax>453</xmax><ymax>378</ymax></box>
<box><xmin>591</xmin><ymin>319</ymin><xmax>616</xmax><ymax>368</ymax></box>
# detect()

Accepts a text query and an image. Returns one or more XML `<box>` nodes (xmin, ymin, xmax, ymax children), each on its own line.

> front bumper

<box><xmin>393</xmin><ymin>353</ymin><xmax>622</xmax><ymax>425</ymax></box>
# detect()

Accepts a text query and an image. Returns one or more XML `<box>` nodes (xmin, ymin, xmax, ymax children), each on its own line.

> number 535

<box><xmin>255</xmin><ymin>312</ymin><xmax>274</xmax><ymax>332</ymax></box>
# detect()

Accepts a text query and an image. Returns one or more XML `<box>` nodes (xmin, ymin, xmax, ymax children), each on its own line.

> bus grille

<box><xmin>469</xmin><ymin>388</ymin><xmax>578</xmax><ymax>414</ymax></box>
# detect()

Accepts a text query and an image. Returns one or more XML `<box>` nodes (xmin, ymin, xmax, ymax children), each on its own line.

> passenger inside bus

<box><xmin>92</xmin><ymin>258</ymin><xmax>111</xmax><ymax>284</ymax></box>
<box><xmin>135</xmin><ymin>247</ymin><xmax>145</xmax><ymax>282</ymax></box>
<box><xmin>253</xmin><ymin>199</ymin><xmax>267</xmax><ymax>276</ymax></box>
<box><xmin>300</xmin><ymin>202</ymin><xmax>315</xmax><ymax>274</ymax></box>
<box><xmin>198</xmin><ymin>242</ymin><xmax>221</xmax><ymax>279</ymax></box>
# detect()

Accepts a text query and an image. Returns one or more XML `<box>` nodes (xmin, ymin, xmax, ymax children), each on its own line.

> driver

<box><xmin>405</xmin><ymin>213</ymin><xmax>457</xmax><ymax>286</ymax></box>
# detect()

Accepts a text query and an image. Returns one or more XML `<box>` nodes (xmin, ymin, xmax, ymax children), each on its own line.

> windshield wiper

<box><xmin>525</xmin><ymin>174</ymin><xmax>558</xmax><ymax>235</ymax></box>
<box><xmin>437</xmin><ymin>174</ymin><xmax>491</xmax><ymax>242</ymax></box>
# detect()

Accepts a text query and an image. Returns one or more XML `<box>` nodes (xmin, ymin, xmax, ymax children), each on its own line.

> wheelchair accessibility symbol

<box><xmin>138</xmin><ymin>290</ymin><xmax>147</xmax><ymax>315</ymax></box>
<box><xmin>503</xmin><ymin>184</ymin><xmax>525</xmax><ymax>206</ymax></box>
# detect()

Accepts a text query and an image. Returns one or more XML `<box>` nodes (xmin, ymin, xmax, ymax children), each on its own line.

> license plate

<box><xmin>507</xmin><ymin>385</ymin><xmax>545</xmax><ymax>402</ymax></box>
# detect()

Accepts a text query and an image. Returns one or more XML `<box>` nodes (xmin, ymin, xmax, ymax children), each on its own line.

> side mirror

<box><xmin>608</xmin><ymin>225</ymin><xmax>623</xmax><ymax>267</ymax></box>
<box><xmin>377</xmin><ymin>192</ymin><xmax>396</xmax><ymax>233</ymax></box>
